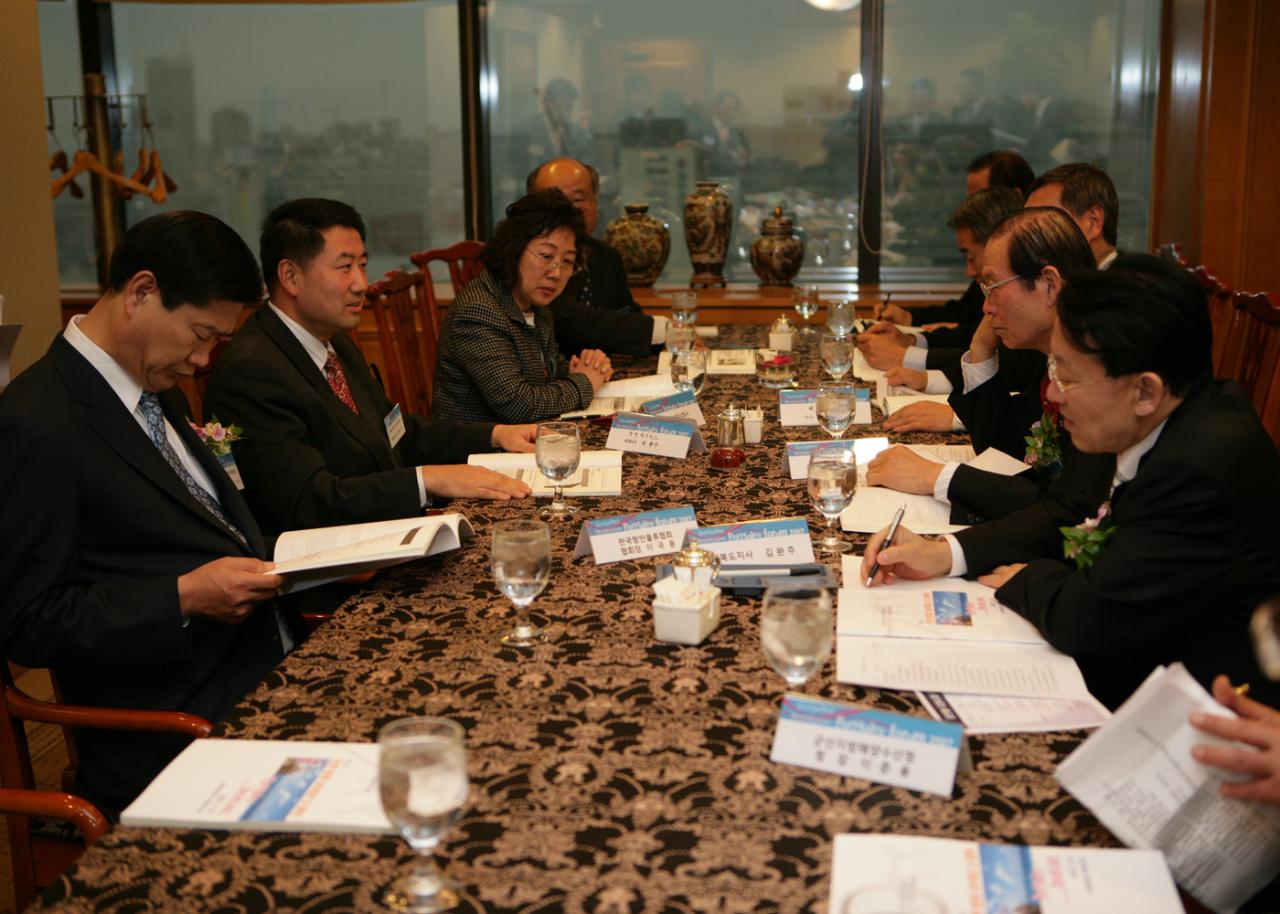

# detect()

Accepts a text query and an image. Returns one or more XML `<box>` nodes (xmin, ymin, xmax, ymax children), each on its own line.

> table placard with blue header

<box><xmin>687</xmin><ymin>517</ymin><xmax>816</xmax><ymax>565</ymax></box>
<box><xmin>606</xmin><ymin>412</ymin><xmax>706</xmax><ymax>459</ymax></box>
<box><xmin>778</xmin><ymin>389</ymin><xmax>818</xmax><ymax>426</ymax></box>
<box><xmin>641</xmin><ymin>389</ymin><xmax>706</xmax><ymax>427</ymax></box>
<box><xmin>573</xmin><ymin>505</ymin><xmax>699</xmax><ymax>564</ymax></box>
<box><xmin>770</xmin><ymin>693</ymin><xmax>969</xmax><ymax>796</ymax></box>
<box><xmin>784</xmin><ymin>436</ymin><xmax>890</xmax><ymax>479</ymax></box>
<box><xmin>853</xmin><ymin>387</ymin><xmax>873</xmax><ymax>425</ymax></box>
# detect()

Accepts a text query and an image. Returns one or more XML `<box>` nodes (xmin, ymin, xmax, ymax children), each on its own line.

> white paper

<box><xmin>1056</xmin><ymin>664</ymin><xmax>1280</xmax><ymax>912</ymax></box>
<box><xmin>122</xmin><ymin>739</ymin><xmax>393</xmax><ymax>833</ymax></box>
<box><xmin>468</xmin><ymin>450</ymin><xmax>623</xmax><ymax>496</ymax></box>
<box><xmin>657</xmin><ymin>348</ymin><xmax>760</xmax><ymax>376</ymax></box>
<box><xmin>918</xmin><ymin>691</ymin><xmax>1112</xmax><ymax>734</ymax></box>
<box><xmin>882</xmin><ymin>393</ymin><xmax>952</xmax><ymax>417</ymax></box>
<box><xmin>560</xmin><ymin>395</ymin><xmax>648</xmax><ymax>419</ymax></box>
<box><xmin>593</xmin><ymin>373</ymin><xmax>677</xmax><ymax>398</ymax></box>
<box><xmin>852</xmin><ymin>349</ymin><xmax>885</xmax><ymax>383</ymax></box>
<box><xmin>786</xmin><ymin>437</ymin><xmax>888</xmax><ymax>480</ymax></box>
<box><xmin>836</xmin><ymin>636</ymin><xmax>1093</xmax><ymax>699</ymax></box>
<box><xmin>841</xmin><ymin>485</ymin><xmax>965</xmax><ymax>535</ymax></box>
<box><xmin>836</xmin><ymin>575</ymin><xmax>1046</xmax><ymax>644</ymax></box>
<box><xmin>906</xmin><ymin>442</ymin><xmax>977</xmax><ymax>464</ymax></box>
<box><xmin>967</xmin><ymin>446</ymin><xmax>1032</xmax><ymax>476</ymax></box>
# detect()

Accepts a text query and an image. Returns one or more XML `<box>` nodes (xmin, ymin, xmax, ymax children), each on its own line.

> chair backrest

<box><xmin>1156</xmin><ymin>242</ymin><xmax>1187</xmax><ymax>268</ymax></box>
<box><xmin>365</xmin><ymin>269</ymin><xmax>438</xmax><ymax>417</ymax></box>
<box><xmin>1206</xmin><ymin>279</ymin><xmax>1236</xmax><ymax>375</ymax></box>
<box><xmin>1232</xmin><ymin>291</ymin><xmax>1280</xmax><ymax>409</ymax></box>
<box><xmin>409</xmin><ymin>240</ymin><xmax>485</xmax><ymax>304</ymax></box>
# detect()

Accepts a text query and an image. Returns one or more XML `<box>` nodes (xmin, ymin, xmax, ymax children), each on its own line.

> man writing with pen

<box><xmin>859</xmin><ymin>256</ymin><xmax>1280</xmax><ymax>711</ymax></box>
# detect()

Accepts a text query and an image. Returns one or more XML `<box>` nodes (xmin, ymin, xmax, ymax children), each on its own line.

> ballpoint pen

<box><xmin>865</xmin><ymin>504</ymin><xmax>907</xmax><ymax>586</ymax></box>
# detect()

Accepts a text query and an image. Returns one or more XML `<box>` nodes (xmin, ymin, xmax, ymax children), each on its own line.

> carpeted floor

<box><xmin>2</xmin><ymin>666</ymin><xmax>73</xmax><ymax>914</ymax></box>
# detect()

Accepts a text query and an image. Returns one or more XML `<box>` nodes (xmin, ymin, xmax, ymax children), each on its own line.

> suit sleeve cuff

<box><xmin>951</xmin><ymin>412</ymin><xmax>967</xmax><ymax>432</ymax></box>
<box><xmin>942</xmin><ymin>534</ymin><xmax>968</xmax><ymax>576</ymax></box>
<box><xmin>415</xmin><ymin>467</ymin><xmax>430</xmax><ymax>507</ymax></box>
<box><xmin>961</xmin><ymin>350</ymin><xmax>1000</xmax><ymax>393</ymax></box>
<box><xmin>923</xmin><ymin>370</ymin><xmax>953</xmax><ymax>394</ymax></box>
<box><xmin>650</xmin><ymin>315</ymin><xmax>667</xmax><ymax>345</ymax></box>
<box><xmin>902</xmin><ymin>346</ymin><xmax>928</xmax><ymax>370</ymax></box>
<box><xmin>933</xmin><ymin>462</ymin><xmax>960</xmax><ymax>504</ymax></box>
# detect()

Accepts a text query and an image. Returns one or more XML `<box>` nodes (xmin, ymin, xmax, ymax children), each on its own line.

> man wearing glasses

<box><xmin>862</xmin><ymin>255</ymin><xmax>1280</xmax><ymax>711</ymax></box>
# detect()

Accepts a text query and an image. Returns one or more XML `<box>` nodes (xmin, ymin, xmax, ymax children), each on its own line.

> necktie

<box><xmin>139</xmin><ymin>392</ymin><xmax>247</xmax><ymax>547</ymax></box>
<box><xmin>324</xmin><ymin>350</ymin><xmax>359</xmax><ymax>414</ymax></box>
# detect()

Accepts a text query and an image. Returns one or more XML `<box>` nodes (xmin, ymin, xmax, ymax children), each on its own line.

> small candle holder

<box><xmin>756</xmin><ymin>351</ymin><xmax>798</xmax><ymax>389</ymax></box>
<box><xmin>710</xmin><ymin>403</ymin><xmax>747</xmax><ymax>470</ymax></box>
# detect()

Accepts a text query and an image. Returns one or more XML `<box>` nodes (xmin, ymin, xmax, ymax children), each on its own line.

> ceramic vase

<box><xmin>605</xmin><ymin>203</ymin><xmax>671</xmax><ymax>287</ymax></box>
<box><xmin>750</xmin><ymin>205</ymin><xmax>805</xmax><ymax>287</ymax></box>
<box><xmin>683</xmin><ymin>181</ymin><xmax>733</xmax><ymax>289</ymax></box>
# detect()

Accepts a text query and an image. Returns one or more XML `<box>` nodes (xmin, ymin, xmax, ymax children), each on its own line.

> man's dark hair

<box><xmin>259</xmin><ymin>198</ymin><xmax>367</xmax><ymax>295</ymax></box>
<box><xmin>1056</xmin><ymin>254</ymin><xmax>1211</xmax><ymax>397</ymax></box>
<box><xmin>948</xmin><ymin>186</ymin><xmax>1023</xmax><ymax>243</ymax></box>
<box><xmin>989</xmin><ymin>206</ymin><xmax>1096</xmax><ymax>290</ymax></box>
<box><xmin>108</xmin><ymin>211</ymin><xmax>263</xmax><ymax>310</ymax></box>
<box><xmin>525</xmin><ymin>159</ymin><xmax>600</xmax><ymax>196</ymax></box>
<box><xmin>1031</xmin><ymin>162</ymin><xmax>1119</xmax><ymax>246</ymax></box>
<box><xmin>481</xmin><ymin>189</ymin><xmax>587</xmax><ymax>290</ymax></box>
<box><xmin>966</xmin><ymin>149</ymin><xmax>1036</xmax><ymax>198</ymax></box>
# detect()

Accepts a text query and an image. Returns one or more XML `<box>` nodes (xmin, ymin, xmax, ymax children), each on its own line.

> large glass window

<box><xmin>108</xmin><ymin>1</ymin><xmax>465</xmax><ymax>279</ymax></box>
<box><xmin>486</xmin><ymin>0</ymin><xmax>862</xmax><ymax>282</ymax></box>
<box><xmin>880</xmin><ymin>0</ymin><xmax>1160</xmax><ymax>275</ymax></box>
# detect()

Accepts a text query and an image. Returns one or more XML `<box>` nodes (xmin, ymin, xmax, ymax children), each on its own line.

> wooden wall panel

<box><xmin>1239</xmin><ymin>1</ymin><xmax>1280</xmax><ymax>293</ymax></box>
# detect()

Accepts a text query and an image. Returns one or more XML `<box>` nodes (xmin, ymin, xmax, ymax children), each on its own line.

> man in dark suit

<box><xmin>527</xmin><ymin>157</ymin><xmax>665</xmax><ymax>357</ymax></box>
<box><xmin>1025</xmin><ymin>163</ymin><xmax>1118</xmax><ymax>270</ymax></box>
<box><xmin>0</xmin><ymin>212</ymin><xmax>290</xmax><ymax>818</ymax></box>
<box><xmin>204</xmin><ymin>199</ymin><xmax>533</xmax><ymax>538</ymax></box>
<box><xmin>863</xmin><ymin>256</ymin><xmax>1280</xmax><ymax>710</ymax></box>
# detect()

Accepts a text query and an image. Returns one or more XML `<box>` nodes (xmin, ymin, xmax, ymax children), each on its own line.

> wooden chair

<box><xmin>410</xmin><ymin>240</ymin><xmax>485</xmax><ymax>297</ymax></box>
<box><xmin>0</xmin><ymin>665</ymin><xmax>212</xmax><ymax>910</ymax></box>
<box><xmin>1206</xmin><ymin>279</ymin><xmax>1236</xmax><ymax>375</ymax></box>
<box><xmin>365</xmin><ymin>270</ymin><xmax>438</xmax><ymax>417</ymax></box>
<box><xmin>1229</xmin><ymin>291</ymin><xmax>1280</xmax><ymax>410</ymax></box>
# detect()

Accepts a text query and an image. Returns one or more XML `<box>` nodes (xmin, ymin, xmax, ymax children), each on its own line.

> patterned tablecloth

<box><xmin>35</xmin><ymin>326</ymin><xmax>1113</xmax><ymax>913</ymax></box>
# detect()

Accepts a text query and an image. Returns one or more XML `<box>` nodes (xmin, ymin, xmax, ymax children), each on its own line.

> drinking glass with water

<box><xmin>760</xmin><ymin>585</ymin><xmax>834</xmax><ymax>690</ymax></box>
<box><xmin>820</xmin><ymin>332</ymin><xmax>854</xmax><ymax>380</ymax></box>
<box><xmin>490</xmin><ymin>518</ymin><xmax>551</xmax><ymax>646</ymax></box>
<box><xmin>807</xmin><ymin>452</ymin><xmax>857</xmax><ymax>554</ymax></box>
<box><xmin>816</xmin><ymin>381</ymin><xmax>855</xmax><ymax>440</ymax></box>
<box><xmin>535</xmin><ymin>421</ymin><xmax>580</xmax><ymax>518</ymax></box>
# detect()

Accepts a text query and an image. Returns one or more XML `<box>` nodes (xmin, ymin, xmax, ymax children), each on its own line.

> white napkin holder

<box><xmin>652</xmin><ymin>576</ymin><xmax>721</xmax><ymax>645</ymax></box>
<box><xmin>743</xmin><ymin>407</ymin><xmax>764</xmax><ymax>444</ymax></box>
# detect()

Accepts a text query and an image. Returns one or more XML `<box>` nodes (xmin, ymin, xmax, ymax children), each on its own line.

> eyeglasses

<box><xmin>978</xmin><ymin>273</ymin><xmax>1025</xmax><ymax>297</ymax></box>
<box><xmin>526</xmin><ymin>249</ymin><xmax>583</xmax><ymax>275</ymax></box>
<box><xmin>1046</xmin><ymin>354</ymin><xmax>1105</xmax><ymax>396</ymax></box>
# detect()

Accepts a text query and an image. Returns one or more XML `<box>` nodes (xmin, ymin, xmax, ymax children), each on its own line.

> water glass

<box><xmin>826</xmin><ymin>298</ymin><xmax>855</xmax><ymax>338</ymax></box>
<box><xmin>535</xmin><ymin>421</ymin><xmax>580</xmax><ymax>518</ymax></box>
<box><xmin>379</xmin><ymin>717</ymin><xmax>469</xmax><ymax>913</ymax></box>
<box><xmin>666</xmin><ymin>319</ymin><xmax>697</xmax><ymax>354</ymax></box>
<box><xmin>807</xmin><ymin>453</ymin><xmax>857</xmax><ymax>554</ymax></box>
<box><xmin>490</xmin><ymin>519</ymin><xmax>551</xmax><ymax>646</ymax></box>
<box><xmin>815</xmin><ymin>381</ymin><xmax>855</xmax><ymax>440</ymax></box>
<box><xmin>819</xmin><ymin>332</ymin><xmax>854</xmax><ymax>380</ymax></box>
<box><xmin>793</xmin><ymin>283</ymin><xmax>820</xmax><ymax>336</ymax></box>
<box><xmin>760</xmin><ymin>585</ymin><xmax>833</xmax><ymax>690</ymax></box>
<box><xmin>671</xmin><ymin>290</ymin><xmax>698</xmax><ymax>323</ymax></box>
<box><xmin>670</xmin><ymin>349</ymin><xmax>708</xmax><ymax>396</ymax></box>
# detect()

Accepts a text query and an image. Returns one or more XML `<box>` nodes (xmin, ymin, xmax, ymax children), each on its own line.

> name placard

<box><xmin>218</xmin><ymin>452</ymin><xmax>245</xmax><ymax>491</ymax></box>
<box><xmin>641</xmin><ymin>389</ymin><xmax>706</xmax><ymax>427</ymax></box>
<box><xmin>687</xmin><ymin>517</ymin><xmax>816</xmax><ymax>565</ymax></box>
<box><xmin>778</xmin><ymin>389</ymin><xmax>818</xmax><ymax>427</ymax></box>
<box><xmin>784</xmin><ymin>441</ymin><xmax>856</xmax><ymax>479</ymax></box>
<box><xmin>853</xmin><ymin>388</ymin><xmax>873</xmax><ymax>425</ymax></box>
<box><xmin>770</xmin><ymin>693</ymin><xmax>968</xmax><ymax>796</ymax></box>
<box><xmin>573</xmin><ymin>506</ymin><xmax>698</xmax><ymax>565</ymax></box>
<box><xmin>606</xmin><ymin>412</ymin><xmax>706</xmax><ymax>459</ymax></box>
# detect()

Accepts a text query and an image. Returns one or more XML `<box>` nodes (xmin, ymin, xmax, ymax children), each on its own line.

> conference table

<box><xmin>33</xmin><ymin>325</ymin><xmax>1114</xmax><ymax>913</ymax></box>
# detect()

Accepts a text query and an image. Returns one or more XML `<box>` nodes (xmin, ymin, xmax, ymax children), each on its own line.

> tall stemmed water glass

<box><xmin>535</xmin><ymin>422</ymin><xmax>580</xmax><ymax>518</ymax></box>
<box><xmin>491</xmin><ymin>519</ymin><xmax>551</xmax><ymax>646</ymax></box>
<box><xmin>816</xmin><ymin>381</ymin><xmax>855</xmax><ymax>440</ymax></box>
<box><xmin>666</xmin><ymin>320</ymin><xmax>697</xmax><ymax>354</ymax></box>
<box><xmin>793</xmin><ymin>283</ymin><xmax>820</xmax><ymax>337</ymax></box>
<box><xmin>826</xmin><ymin>298</ymin><xmax>854</xmax><ymax>338</ymax></box>
<box><xmin>671</xmin><ymin>349</ymin><xmax>708</xmax><ymax>396</ymax></box>
<box><xmin>807</xmin><ymin>452</ymin><xmax>857</xmax><ymax>554</ymax></box>
<box><xmin>819</xmin><ymin>331</ymin><xmax>854</xmax><ymax>380</ymax></box>
<box><xmin>760</xmin><ymin>585</ymin><xmax>834</xmax><ymax>691</ymax></box>
<box><xmin>378</xmin><ymin>716</ymin><xmax>470</xmax><ymax>913</ymax></box>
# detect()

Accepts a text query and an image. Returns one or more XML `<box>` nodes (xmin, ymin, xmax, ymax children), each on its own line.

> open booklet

<box><xmin>467</xmin><ymin>450</ymin><xmax>623</xmax><ymax>497</ymax></box>
<box><xmin>561</xmin><ymin>374</ymin><xmax>675</xmax><ymax>418</ymax></box>
<box><xmin>657</xmin><ymin>348</ymin><xmax>758</xmax><ymax>375</ymax></box>
<box><xmin>271</xmin><ymin>513</ymin><xmax>472</xmax><ymax>593</ymax></box>
<box><xmin>121</xmin><ymin>738</ymin><xmax>395</xmax><ymax>833</ymax></box>
<box><xmin>830</xmin><ymin>834</ymin><xmax>1184</xmax><ymax>914</ymax></box>
<box><xmin>1056</xmin><ymin>663</ymin><xmax>1280</xmax><ymax>913</ymax></box>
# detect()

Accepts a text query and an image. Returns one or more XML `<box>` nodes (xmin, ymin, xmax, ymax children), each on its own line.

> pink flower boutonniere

<box><xmin>188</xmin><ymin>416</ymin><xmax>243</xmax><ymax>458</ymax></box>
<box><xmin>1060</xmin><ymin>501</ymin><xmax>1117</xmax><ymax>570</ymax></box>
<box><xmin>1024</xmin><ymin>410</ymin><xmax>1063</xmax><ymax>470</ymax></box>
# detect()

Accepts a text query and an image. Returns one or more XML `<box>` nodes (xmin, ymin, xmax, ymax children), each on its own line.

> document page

<box><xmin>593</xmin><ymin>373</ymin><xmax>677</xmax><ymax>398</ymax></box>
<box><xmin>918</xmin><ymin>691</ymin><xmax>1111</xmax><ymax>734</ymax></box>
<box><xmin>836</xmin><ymin>575</ymin><xmax>1046</xmax><ymax>644</ymax></box>
<box><xmin>468</xmin><ymin>450</ymin><xmax>623</xmax><ymax>497</ymax></box>
<box><xmin>561</xmin><ymin>395</ymin><xmax>648</xmax><ymax>418</ymax></box>
<box><xmin>841</xmin><ymin>486</ymin><xmax>964</xmax><ymax>535</ymax></box>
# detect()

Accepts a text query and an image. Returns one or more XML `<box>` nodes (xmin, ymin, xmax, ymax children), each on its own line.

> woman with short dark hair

<box><xmin>433</xmin><ymin>189</ymin><xmax>613</xmax><ymax>423</ymax></box>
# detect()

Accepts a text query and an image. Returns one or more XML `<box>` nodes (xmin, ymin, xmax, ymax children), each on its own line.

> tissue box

<box><xmin>769</xmin><ymin>330</ymin><xmax>794</xmax><ymax>350</ymax></box>
<box><xmin>744</xmin><ymin>408</ymin><xmax>764</xmax><ymax>444</ymax></box>
<box><xmin>653</xmin><ymin>586</ymin><xmax>722</xmax><ymax>645</ymax></box>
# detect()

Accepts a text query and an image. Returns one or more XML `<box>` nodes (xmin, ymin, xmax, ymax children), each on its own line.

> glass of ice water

<box><xmin>378</xmin><ymin>716</ymin><xmax>469</xmax><ymax>913</ymax></box>
<box><xmin>666</xmin><ymin>319</ymin><xmax>697</xmax><ymax>354</ymax></box>
<box><xmin>826</xmin><ymin>298</ymin><xmax>854</xmax><ymax>338</ymax></box>
<box><xmin>820</xmin><ymin>331</ymin><xmax>854</xmax><ymax>380</ymax></box>
<box><xmin>671</xmin><ymin>290</ymin><xmax>698</xmax><ymax>323</ymax></box>
<box><xmin>816</xmin><ymin>381</ymin><xmax>855</xmax><ymax>440</ymax></box>
<box><xmin>760</xmin><ymin>585</ymin><xmax>833</xmax><ymax>690</ymax></box>
<box><xmin>807</xmin><ymin>452</ymin><xmax>857</xmax><ymax>554</ymax></box>
<box><xmin>793</xmin><ymin>283</ymin><xmax>820</xmax><ymax>337</ymax></box>
<box><xmin>490</xmin><ymin>518</ymin><xmax>551</xmax><ymax>646</ymax></box>
<box><xmin>535</xmin><ymin>421</ymin><xmax>580</xmax><ymax>518</ymax></box>
<box><xmin>670</xmin><ymin>349</ymin><xmax>708</xmax><ymax>396</ymax></box>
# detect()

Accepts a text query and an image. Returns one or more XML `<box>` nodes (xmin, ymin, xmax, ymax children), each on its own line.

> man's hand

<box><xmin>977</xmin><ymin>563</ymin><xmax>1027</xmax><ymax>589</ymax></box>
<box><xmin>1190</xmin><ymin>675</ymin><xmax>1280</xmax><ymax>806</ymax></box>
<box><xmin>421</xmin><ymin>465</ymin><xmax>531</xmax><ymax>501</ymax></box>
<box><xmin>860</xmin><ymin>525</ymin><xmax>952</xmax><ymax>586</ymax></box>
<box><xmin>492</xmin><ymin>424</ymin><xmax>536</xmax><ymax>453</ymax></box>
<box><xmin>857</xmin><ymin>320</ymin><xmax>914</xmax><ymax>347</ymax></box>
<box><xmin>866</xmin><ymin>445</ymin><xmax>944</xmax><ymax>495</ymax></box>
<box><xmin>874</xmin><ymin>303</ymin><xmax>914</xmax><ymax>325</ymax></box>
<box><xmin>178</xmin><ymin>557</ymin><xmax>283</xmax><ymax>623</ymax></box>
<box><xmin>883</xmin><ymin>400</ymin><xmax>957</xmax><ymax>432</ymax></box>
<box><xmin>570</xmin><ymin>349</ymin><xmax>613</xmax><ymax>392</ymax></box>
<box><xmin>968</xmin><ymin>313</ymin><xmax>1000</xmax><ymax>363</ymax></box>
<box><xmin>885</xmin><ymin>366</ymin><xmax>927</xmax><ymax>392</ymax></box>
<box><xmin>857</xmin><ymin>334</ymin><xmax>909</xmax><ymax>370</ymax></box>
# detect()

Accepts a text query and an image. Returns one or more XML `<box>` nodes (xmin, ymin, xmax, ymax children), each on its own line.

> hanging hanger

<box><xmin>48</xmin><ymin>98</ymin><xmax>84</xmax><ymax>200</ymax></box>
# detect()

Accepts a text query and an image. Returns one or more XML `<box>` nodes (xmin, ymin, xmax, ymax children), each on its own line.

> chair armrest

<box><xmin>4</xmin><ymin>686</ymin><xmax>213</xmax><ymax>738</ymax></box>
<box><xmin>0</xmin><ymin>788</ymin><xmax>109</xmax><ymax>844</ymax></box>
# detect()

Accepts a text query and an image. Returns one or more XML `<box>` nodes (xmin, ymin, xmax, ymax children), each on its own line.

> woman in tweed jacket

<box><xmin>433</xmin><ymin>190</ymin><xmax>613</xmax><ymax>424</ymax></box>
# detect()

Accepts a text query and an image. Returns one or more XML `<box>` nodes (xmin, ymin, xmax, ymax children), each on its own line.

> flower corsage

<box><xmin>1060</xmin><ymin>501</ymin><xmax>1116</xmax><ymax>570</ymax></box>
<box><xmin>188</xmin><ymin>417</ymin><xmax>243</xmax><ymax>457</ymax></box>
<box><xmin>1024</xmin><ymin>410</ymin><xmax>1062</xmax><ymax>470</ymax></box>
